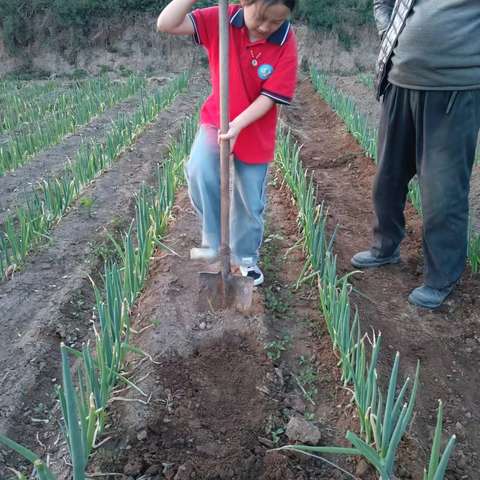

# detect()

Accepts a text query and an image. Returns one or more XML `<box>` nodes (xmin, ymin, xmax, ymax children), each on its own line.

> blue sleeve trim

<box><xmin>261</xmin><ymin>89</ymin><xmax>292</xmax><ymax>105</ymax></box>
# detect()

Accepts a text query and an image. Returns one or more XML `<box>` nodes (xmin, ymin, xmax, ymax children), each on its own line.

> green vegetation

<box><xmin>297</xmin><ymin>0</ymin><xmax>372</xmax><ymax>30</ymax></box>
<box><xmin>0</xmin><ymin>81</ymin><xmax>58</xmax><ymax>106</ymax></box>
<box><xmin>0</xmin><ymin>0</ymin><xmax>215</xmax><ymax>57</ymax></box>
<box><xmin>357</xmin><ymin>72</ymin><xmax>374</xmax><ymax>90</ymax></box>
<box><xmin>296</xmin><ymin>0</ymin><xmax>373</xmax><ymax>49</ymax></box>
<box><xmin>295</xmin><ymin>355</ymin><xmax>318</xmax><ymax>403</ymax></box>
<box><xmin>274</xmin><ymin>127</ymin><xmax>456</xmax><ymax>479</ymax></box>
<box><xmin>468</xmin><ymin>228</ymin><xmax>480</xmax><ymax>273</ymax></box>
<box><xmin>0</xmin><ymin>0</ymin><xmax>372</xmax><ymax>60</ymax></box>
<box><xmin>423</xmin><ymin>401</ymin><xmax>457</xmax><ymax>480</ymax></box>
<box><xmin>310</xmin><ymin>68</ymin><xmax>377</xmax><ymax>161</ymax></box>
<box><xmin>264</xmin><ymin>335</ymin><xmax>291</xmax><ymax>362</ymax></box>
<box><xmin>0</xmin><ymin>105</ymin><xmax>200</xmax><ymax>480</ymax></box>
<box><xmin>1</xmin><ymin>80</ymin><xmax>93</xmax><ymax>134</ymax></box>
<box><xmin>0</xmin><ymin>74</ymin><xmax>146</xmax><ymax>175</ymax></box>
<box><xmin>0</xmin><ymin>73</ymin><xmax>188</xmax><ymax>281</ymax></box>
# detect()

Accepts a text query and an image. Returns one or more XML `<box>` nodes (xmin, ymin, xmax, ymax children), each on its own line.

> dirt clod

<box><xmin>174</xmin><ymin>462</ymin><xmax>194</xmax><ymax>480</ymax></box>
<box><xmin>355</xmin><ymin>458</ymin><xmax>371</xmax><ymax>477</ymax></box>
<box><xmin>284</xmin><ymin>394</ymin><xmax>306</xmax><ymax>414</ymax></box>
<box><xmin>285</xmin><ymin>416</ymin><xmax>321</xmax><ymax>445</ymax></box>
<box><xmin>123</xmin><ymin>457</ymin><xmax>144</xmax><ymax>476</ymax></box>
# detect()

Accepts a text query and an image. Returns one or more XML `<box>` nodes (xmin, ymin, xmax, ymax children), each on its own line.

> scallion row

<box><xmin>274</xmin><ymin>126</ymin><xmax>455</xmax><ymax>480</ymax></box>
<box><xmin>0</xmin><ymin>74</ymin><xmax>188</xmax><ymax>281</ymax></box>
<box><xmin>0</xmin><ymin>78</ymin><xmax>107</xmax><ymax>134</ymax></box>
<box><xmin>0</xmin><ymin>74</ymin><xmax>146</xmax><ymax>176</ymax></box>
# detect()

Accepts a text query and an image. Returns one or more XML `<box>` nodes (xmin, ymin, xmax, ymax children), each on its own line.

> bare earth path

<box><xmin>0</xmin><ymin>81</ymin><xmax>207</xmax><ymax>476</ymax></box>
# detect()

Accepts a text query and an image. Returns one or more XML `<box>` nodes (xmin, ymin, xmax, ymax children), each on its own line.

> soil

<box><xmin>1</xmin><ymin>69</ymin><xmax>479</xmax><ymax>480</ymax></box>
<box><xmin>328</xmin><ymin>74</ymin><xmax>380</xmax><ymax>125</ymax></box>
<box><xmin>0</xmin><ymin>15</ymin><xmax>379</xmax><ymax>79</ymax></box>
<box><xmin>284</xmin><ymin>79</ymin><xmax>480</xmax><ymax>480</ymax></box>
<box><xmin>85</xmin><ymin>187</ymin><xmax>371</xmax><ymax>480</ymax></box>
<box><xmin>0</xmin><ymin>79</ymin><xmax>207</xmax><ymax>477</ymax></box>
<box><xmin>0</xmin><ymin>83</ymin><xmax>174</xmax><ymax>224</ymax></box>
<box><xmin>0</xmin><ymin>15</ymin><xmax>199</xmax><ymax>78</ymax></box>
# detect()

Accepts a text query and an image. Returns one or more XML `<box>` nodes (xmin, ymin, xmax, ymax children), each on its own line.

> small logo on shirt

<box><xmin>257</xmin><ymin>64</ymin><xmax>274</xmax><ymax>80</ymax></box>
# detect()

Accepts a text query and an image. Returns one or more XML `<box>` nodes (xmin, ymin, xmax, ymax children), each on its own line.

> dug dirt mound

<box><xmin>97</xmin><ymin>335</ymin><xmax>286</xmax><ymax>479</ymax></box>
<box><xmin>88</xmin><ymin>189</ymin><xmax>362</xmax><ymax>480</ymax></box>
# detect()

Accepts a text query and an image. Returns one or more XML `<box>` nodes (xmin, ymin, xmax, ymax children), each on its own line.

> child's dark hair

<box><xmin>243</xmin><ymin>0</ymin><xmax>296</xmax><ymax>12</ymax></box>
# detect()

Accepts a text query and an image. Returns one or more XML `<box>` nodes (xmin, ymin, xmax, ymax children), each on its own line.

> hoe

<box><xmin>197</xmin><ymin>0</ymin><xmax>255</xmax><ymax>312</ymax></box>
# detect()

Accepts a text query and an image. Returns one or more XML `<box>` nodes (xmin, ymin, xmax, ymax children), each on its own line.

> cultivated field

<box><xmin>0</xmin><ymin>65</ymin><xmax>479</xmax><ymax>480</ymax></box>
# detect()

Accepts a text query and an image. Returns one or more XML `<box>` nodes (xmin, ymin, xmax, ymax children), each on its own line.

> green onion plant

<box><xmin>423</xmin><ymin>400</ymin><xmax>456</xmax><ymax>480</ymax></box>
<box><xmin>0</xmin><ymin>434</ymin><xmax>55</xmax><ymax>480</ymax></box>
<box><xmin>0</xmin><ymin>75</ymin><xmax>146</xmax><ymax>176</ymax></box>
<box><xmin>274</xmin><ymin>127</ymin><xmax>454</xmax><ymax>479</ymax></box>
<box><xmin>0</xmin><ymin>74</ymin><xmax>188</xmax><ymax>281</ymax></box>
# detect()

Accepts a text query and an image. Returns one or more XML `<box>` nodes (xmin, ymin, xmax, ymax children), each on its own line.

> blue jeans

<box><xmin>185</xmin><ymin>125</ymin><xmax>269</xmax><ymax>267</ymax></box>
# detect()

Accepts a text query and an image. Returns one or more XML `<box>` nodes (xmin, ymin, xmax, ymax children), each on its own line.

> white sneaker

<box><xmin>190</xmin><ymin>247</ymin><xmax>218</xmax><ymax>262</ymax></box>
<box><xmin>239</xmin><ymin>265</ymin><xmax>264</xmax><ymax>286</ymax></box>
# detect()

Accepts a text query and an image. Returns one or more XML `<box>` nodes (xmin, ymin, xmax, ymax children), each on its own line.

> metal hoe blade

<box><xmin>196</xmin><ymin>0</ymin><xmax>254</xmax><ymax>313</ymax></box>
<box><xmin>198</xmin><ymin>271</ymin><xmax>254</xmax><ymax>312</ymax></box>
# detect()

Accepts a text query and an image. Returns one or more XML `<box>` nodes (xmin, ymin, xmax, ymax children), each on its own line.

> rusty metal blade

<box><xmin>198</xmin><ymin>272</ymin><xmax>254</xmax><ymax>312</ymax></box>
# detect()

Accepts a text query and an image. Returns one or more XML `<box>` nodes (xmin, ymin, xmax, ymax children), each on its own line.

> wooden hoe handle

<box><xmin>219</xmin><ymin>0</ymin><xmax>231</xmax><ymax>281</ymax></box>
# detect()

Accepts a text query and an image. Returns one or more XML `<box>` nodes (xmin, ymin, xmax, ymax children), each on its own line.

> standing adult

<box><xmin>352</xmin><ymin>0</ymin><xmax>480</xmax><ymax>308</ymax></box>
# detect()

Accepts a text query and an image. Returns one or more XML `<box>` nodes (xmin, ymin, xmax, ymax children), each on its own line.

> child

<box><xmin>157</xmin><ymin>0</ymin><xmax>298</xmax><ymax>286</ymax></box>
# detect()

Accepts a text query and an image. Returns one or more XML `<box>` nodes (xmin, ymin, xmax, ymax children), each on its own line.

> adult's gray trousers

<box><xmin>372</xmin><ymin>84</ymin><xmax>480</xmax><ymax>289</ymax></box>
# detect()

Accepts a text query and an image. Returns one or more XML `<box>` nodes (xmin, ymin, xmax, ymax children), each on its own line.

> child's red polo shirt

<box><xmin>188</xmin><ymin>5</ymin><xmax>298</xmax><ymax>164</ymax></box>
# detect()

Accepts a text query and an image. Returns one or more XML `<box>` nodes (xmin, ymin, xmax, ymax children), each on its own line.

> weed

<box><xmin>304</xmin><ymin>411</ymin><xmax>315</xmax><ymax>421</ymax></box>
<box><xmin>264</xmin><ymin>286</ymin><xmax>290</xmax><ymax>316</ymax></box>
<box><xmin>271</xmin><ymin>427</ymin><xmax>285</xmax><ymax>445</ymax></box>
<box><xmin>261</xmin><ymin>231</ymin><xmax>282</xmax><ymax>277</ymax></box>
<box><xmin>88</xmin><ymin>237</ymin><xmax>119</xmax><ymax>264</ymax></box>
<box><xmin>264</xmin><ymin>334</ymin><xmax>291</xmax><ymax>362</ymax></box>
<box><xmin>296</xmin><ymin>355</ymin><xmax>319</xmax><ymax>400</ymax></box>
<box><xmin>79</xmin><ymin>196</ymin><xmax>94</xmax><ymax>217</ymax></box>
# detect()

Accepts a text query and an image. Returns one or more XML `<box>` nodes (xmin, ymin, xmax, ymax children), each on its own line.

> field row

<box><xmin>0</xmin><ymin>74</ymin><xmax>188</xmax><ymax>281</ymax></box>
<box><xmin>0</xmin><ymin>75</ymin><xmax>146</xmax><ymax>176</ymax></box>
<box><xmin>275</xmin><ymin>127</ymin><xmax>454</xmax><ymax>479</ymax></box>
